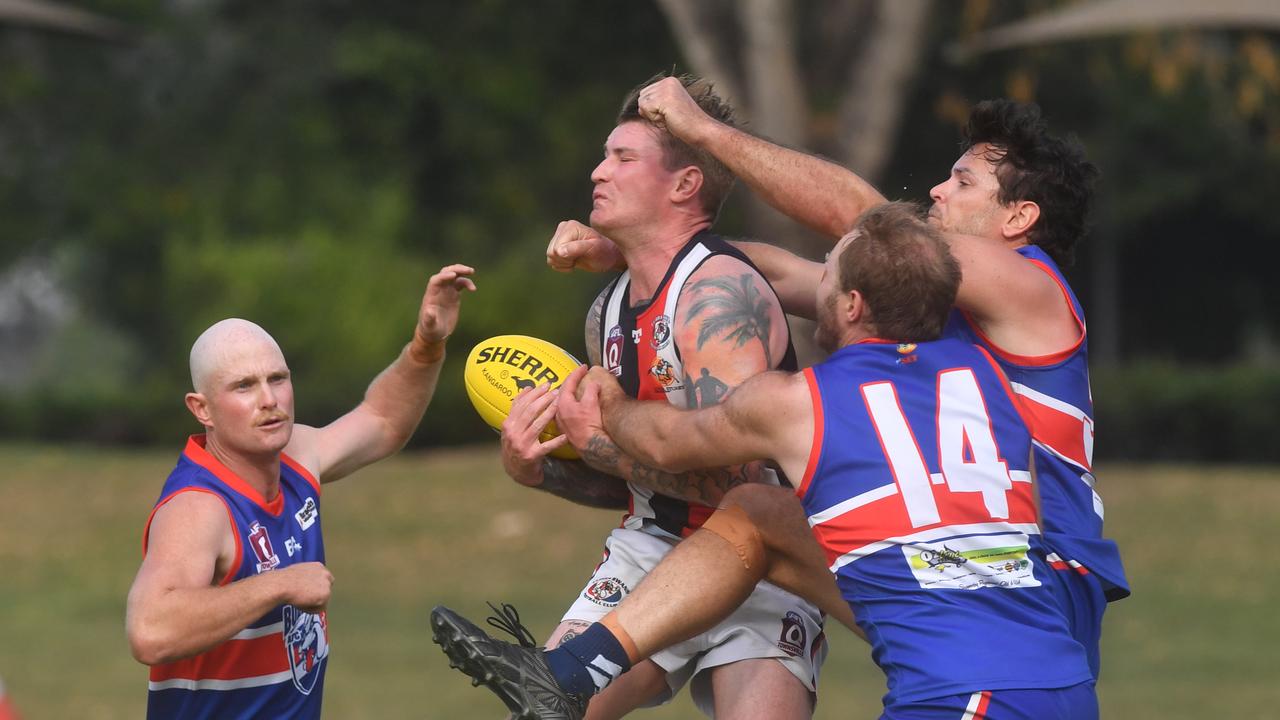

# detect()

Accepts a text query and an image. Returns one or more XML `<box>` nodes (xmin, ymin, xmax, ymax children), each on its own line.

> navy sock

<box><xmin>543</xmin><ymin>623</ymin><xmax>633</xmax><ymax>697</ymax></box>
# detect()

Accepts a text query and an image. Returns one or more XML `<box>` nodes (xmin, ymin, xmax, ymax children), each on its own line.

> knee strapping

<box><xmin>701</xmin><ymin>504</ymin><xmax>765</xmax><ymax>571</ymax></box>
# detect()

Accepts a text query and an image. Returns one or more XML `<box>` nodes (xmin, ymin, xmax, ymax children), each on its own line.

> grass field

<box><xmin>0</xmin><ymin>443</ymin><xmax>1276</xmax><ymax>718</ymax></box>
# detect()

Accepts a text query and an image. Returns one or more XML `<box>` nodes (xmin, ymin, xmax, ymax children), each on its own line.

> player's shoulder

<box><xmin>678</xmin><ymin>253</ymin><xmax>781</xmax><ymax>309</ymax></box>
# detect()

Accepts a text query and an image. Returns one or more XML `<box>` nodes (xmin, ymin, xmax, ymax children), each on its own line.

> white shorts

<box><xmin>561</xmin><ymin>526</ymin><xmax>827</xmax><ymax>716</ymax></box>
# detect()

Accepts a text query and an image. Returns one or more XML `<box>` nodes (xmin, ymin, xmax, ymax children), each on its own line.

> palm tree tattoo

<box><xmin>685</xmin><ymin>274</ymin><xmax>774</xmax><ymax>368</ymax></box>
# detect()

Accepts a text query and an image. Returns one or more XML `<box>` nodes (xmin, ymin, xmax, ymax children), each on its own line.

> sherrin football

<box><xmin>464</xmin><ymin>334</ymin><xmax>583</xmax><ymax>460</ymax></box>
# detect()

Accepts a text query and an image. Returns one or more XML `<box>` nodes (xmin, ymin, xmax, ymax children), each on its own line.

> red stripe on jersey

<box><xmin>956</xmin><ymin>259</ymin><xmax>1085</xmax><ymax>368</ymax></box>
<box><xmin>1016</xmin><ymin>392</ymin><xmax>1091</xmax><ymax>472</ymax></box>
<box><xmin>149</xmin><ymin>632</ymin><xmax>288</xmax><ymax>682</ymax></box>
<box><xmin>184</xmin><ymin>435</ymin><xmax>285</xmax><ymax>516</ymax></box>
<box><xmin>810</xmin><ymin>484</ymin><xmax>1039</xmax><ymax>566</ymax></box>
<box><xmin>797</xmin><ymin>368</ymin><xmax>824</xmax><ymax>499</ymax></box>
<box><xmin>281</xmin><ymin>453</ymin><xmax>321</xmax><ymax>495</ymax></box>
<box><xmin>142</xmin><ymin>487</ymin><xmax>244</xmax><ymax>587</ymax></box>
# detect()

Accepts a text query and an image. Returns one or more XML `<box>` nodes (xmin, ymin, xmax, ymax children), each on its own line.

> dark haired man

<box><xmin>550</xmin><ymin>80</ymin><xmax>1129</xmax><ymax>681</ymax></box>
<box><xmin>437</xmin><ymin>203</ymin><xmax>1098</xmax><ymax>719</ymax></box>
<box><xmin>487</xmin><ymin>75</ymin><xmax>824</xmax><ymax>719</ymax></box>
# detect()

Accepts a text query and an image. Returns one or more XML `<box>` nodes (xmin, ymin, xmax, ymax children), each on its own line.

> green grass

<box><xmin>0</xmin><ymin>444</ymin><xmax>1275</xmax><ymax>718</ymax></box>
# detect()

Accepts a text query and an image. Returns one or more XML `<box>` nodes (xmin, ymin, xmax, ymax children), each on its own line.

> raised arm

<box><xmin>126</xmin><ymin>493</ymin><xmax>332</xmax><ymax>665</ymax></box>
<box><xmin>638</xmin><ymin>76</ymin><xmax>885</xmax><ymax>240</ymax></box>
<box><xmin>285</xmin><ymin>264</ymin><xmax>476</xmax><ymax>483</ymax></box>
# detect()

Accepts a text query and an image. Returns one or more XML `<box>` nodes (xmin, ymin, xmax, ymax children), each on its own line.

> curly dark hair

<box><xmin>962</xmin><ymin>100</ymin><xmax>1098</xmax><ymax>267</ymax></box>
<box><xmin>618</xmin><ymin>73</ymin><xmax>738</xmax><ymax>220</ymax></box>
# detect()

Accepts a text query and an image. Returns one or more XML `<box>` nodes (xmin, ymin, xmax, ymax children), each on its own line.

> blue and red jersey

<box><xmin>142</xmin><ymin>435</ymin><xmax>329</xmax><ymax>720</ymax></box>
<box><xmin>798</xmin><ymin>338</ymin><xmax>1092</xmax><ymax>707</ymax></box>
<box><xmin>944</xmin><ymin>245</ymin><xmax>1128</xmax><ymax>601</ymax></box>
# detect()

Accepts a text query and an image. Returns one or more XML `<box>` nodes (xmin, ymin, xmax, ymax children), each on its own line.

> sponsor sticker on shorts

<box><xmin>902</xmin><ymin>533</ymin><xmax>1040</xmax><ymax>590</ymax></box>
<box><xmin>583</xmin><ymin>577</ymin><xmax>630</xmax><ymax>607</ymax></box>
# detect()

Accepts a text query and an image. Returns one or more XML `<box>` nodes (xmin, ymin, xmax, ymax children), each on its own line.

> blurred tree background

<box><xmin>1</xmin><ymin>0</ymin><xmax>1277</xmax><ymax>459</ymax></box>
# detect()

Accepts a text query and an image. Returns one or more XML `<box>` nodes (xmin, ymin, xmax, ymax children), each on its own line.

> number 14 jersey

<box><xmin>797</xmin><ymin>338</ymin><xmax>1091</xmax><ymax>707</ymax></box>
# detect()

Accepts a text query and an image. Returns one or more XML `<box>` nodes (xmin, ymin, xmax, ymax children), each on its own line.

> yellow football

<box><xmin>464</xmin><ymin>334</ymin><xmax>583</xmax><ymax>460</ymax></box>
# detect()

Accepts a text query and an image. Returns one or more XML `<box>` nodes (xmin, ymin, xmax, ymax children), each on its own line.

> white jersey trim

<box><xmin>148</xmin><ymin>670</ymin><xmax>293</xmax><ymax>692</ymax></box>
<box><xmin>827</xmin><ymin>522</ymin><xmax>1042</xmax><ymax>572</ymax></box>
<box><xmin>230</xmin><ymin>622</ymin><xmax>283</xmax><ymax>641</ymax></box>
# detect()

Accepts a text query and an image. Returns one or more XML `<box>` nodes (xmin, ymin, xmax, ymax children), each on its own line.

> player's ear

<box><xmin>185</xmin><ymin>392</ymin><xmax>213</xmax><ymax>428</ymax></box>
<box><xmin>671</xmin><ymin>166</ymin><xmax>703</xmax><ymax>204</ymax></box>
<box><xmin>845</xmin><ymin>289</ymin><xmax>865</xmax><ymax>324</ymax></box>
<box><xmin>1002</xmin><ymin>200</ymin><xmax>1040</xmax><ymax>239</ymax></box>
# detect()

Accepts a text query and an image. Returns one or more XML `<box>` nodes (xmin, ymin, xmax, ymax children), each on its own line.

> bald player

<box><xmin>126</xmin><ymin>264</ymin><xmax>475</xmax><ymax>719</ymax></box>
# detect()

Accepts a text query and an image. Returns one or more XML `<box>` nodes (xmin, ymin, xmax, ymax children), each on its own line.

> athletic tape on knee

<box><xmin>700</xmin><ymin>504</ymin><xmax>765</xmax><ymax>571</ymax></box>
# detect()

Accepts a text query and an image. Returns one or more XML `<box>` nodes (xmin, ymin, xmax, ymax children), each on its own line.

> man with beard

<box><xmin>434</xmin><ymin>203</ymin><xmax>1097</xmax><ymax>719</ymax></box>
<box><xmin>549</xmin><ymin>78</ymin><xmax>1129</xmax><ymax>681</ymax></box>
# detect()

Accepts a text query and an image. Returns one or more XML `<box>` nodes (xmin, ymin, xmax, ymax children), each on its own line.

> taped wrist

<box><xmin>700</xmin><ymin>504</ymin><xmax>765</xmax><ymax>571</ymax></box>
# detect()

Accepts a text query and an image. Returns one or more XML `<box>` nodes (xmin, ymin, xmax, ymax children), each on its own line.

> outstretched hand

<box><xmin>546</xmin><ymin>220</ymin><xmax>624</xmax><ymax>274</ymax></box>
<box><xmin>415</xmin><ymin>264</ymin><xmax>477</xmax><ymax>347</ymax></box>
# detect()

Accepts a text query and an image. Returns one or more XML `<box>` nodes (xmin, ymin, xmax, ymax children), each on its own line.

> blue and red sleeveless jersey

<box><xmin>598</xmin><ymin>231</ymin><xmax>796</xmax><ymax>539</ymax></box>
<box><xmin>798</xmin><ymin>339</ymin><xmax>1092</xmax><ymax>707</ymax></box>
<box><xmin>143</xmin><ymin>435</ymin><xmax>329</xmax><ymax>720</ymax></box>
<box><xmin>944</xmin><ymin>245</ymin><xmax>1128</xmax><ymax>600</ymax></box>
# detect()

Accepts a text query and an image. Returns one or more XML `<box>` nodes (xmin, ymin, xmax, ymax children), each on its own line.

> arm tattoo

<box><xmin>581</xmin><ymin>433</ymin><xmax>756</xmax><ymax>506</ymax></box>
<box><xmin>684</xmin><ymin>274</ymin><xmax>774</xmax><ymax>368</ymax></box>
<box><xmin>536</xmin><ymin>457</ymin><xmax>630</xmax><ymax>510</ymax></box>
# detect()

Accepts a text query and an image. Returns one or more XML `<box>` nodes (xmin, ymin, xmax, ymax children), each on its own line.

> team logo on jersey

<box><xmin>605</xmin><ymin>326</ymin><xmax>624</xmax><ymax>376</ymax></box>
<box><xmin>649</xmin><ymin>357</ymin><xmax>683</xmax><ymax>390</ymax></box>
<box><xmin>247</xmin><ymin>522</ymin><xmax>280</xmax><ymax>573</ymax></box>
<box><xmin>583</xmin><ymin>577</ymin><xmax>630</xmax><ymax>607</ymax></box>
<box><xmin>778</xmin><ymin>611</ymin><xmax>807</xmax><ymax>657</ymax></box>
<box><xmin>896</xmin><ymin>343</ymin><xmax>918</xmax><ymax>365</ymax></box>
<box><xmin>295</xmin><ymin>497</ymin><xmax>318</xmax><ymax>531</ymax></box>
<box><xmin>283</xmin><ymin>606</ymin><xmax>329</xmax><ymax>695</ymax></box>
<box><xmin>650</xmin><ymin>315</ymin><xmax>672</xmax><ymax>350</ymax></box>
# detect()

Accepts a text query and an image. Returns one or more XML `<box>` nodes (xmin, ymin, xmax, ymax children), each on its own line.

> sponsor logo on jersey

<box><xmin>896</xmin><ymin>343</ymin><xmax>918</xmax><ymax>364</ymax></box>
<box><xmin>778</xmin><ymin>611</ymin><xmax>807</xmax><ymax>657</ymax></box>
<box><xmin>285</xmin><ymin>536</ymin><xmax>303</xmax><ymax>557</ymax></box>
<box><xmin>283</xmin><ymin>606</ymin><xmax>329</xmax><ymax>695</ymax></box>
<box><xmin>650</xmin><ymin>315</ymin><xmax>672</xmax><ymax>350</ymax></box>
<box><xmin>648</xmin><ymin>357</ymin><xmax>683</xmax><ymax>391</ymax></box>
<box><xmin>606</xmin><ymin>326</ymin><xmax>624</xmax><ymax>376</ymax></box>
<box><xmin>631</xmin><ymin>328</ymin><xmax>643</xmax><ymax>344</ymax></box>
<box><xmin>903</xmin><ymin>533</ymin><xmax>1040</xmax><ymax>591</ymax></box>
<box><xmin>295</xmin><ymin>497</ymin><xmax>318</xmax><ymax>531</ymax></box>
<box><xmin>583</xmin><ymin>577</ymin><xmax>630</xmax><ymax>607</ymax></box>
<box><xmin>248</xmin><ymin>521</ymin><xmax>280</xmax><ymax>573</ymax></box>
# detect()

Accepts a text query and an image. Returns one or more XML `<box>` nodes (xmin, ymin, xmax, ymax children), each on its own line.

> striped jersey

<box><xmin>798</xmin><ymin>338</ymin><xmax>1092</xmax><ymax>707</ymax></box>
<box><xmin>598</xmin><ymin>231</ymin><xmax>796</xmax><ymax>538</ymax></box>
<box><xmin>944</xmin><ymin>245</ymin><xmax>1128</xmax><ymax>599</ymax></box>
<box><xmin>143</xmin><ymin>435</ymin><xmax>328</xmax><ymax>719</ymax></box>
